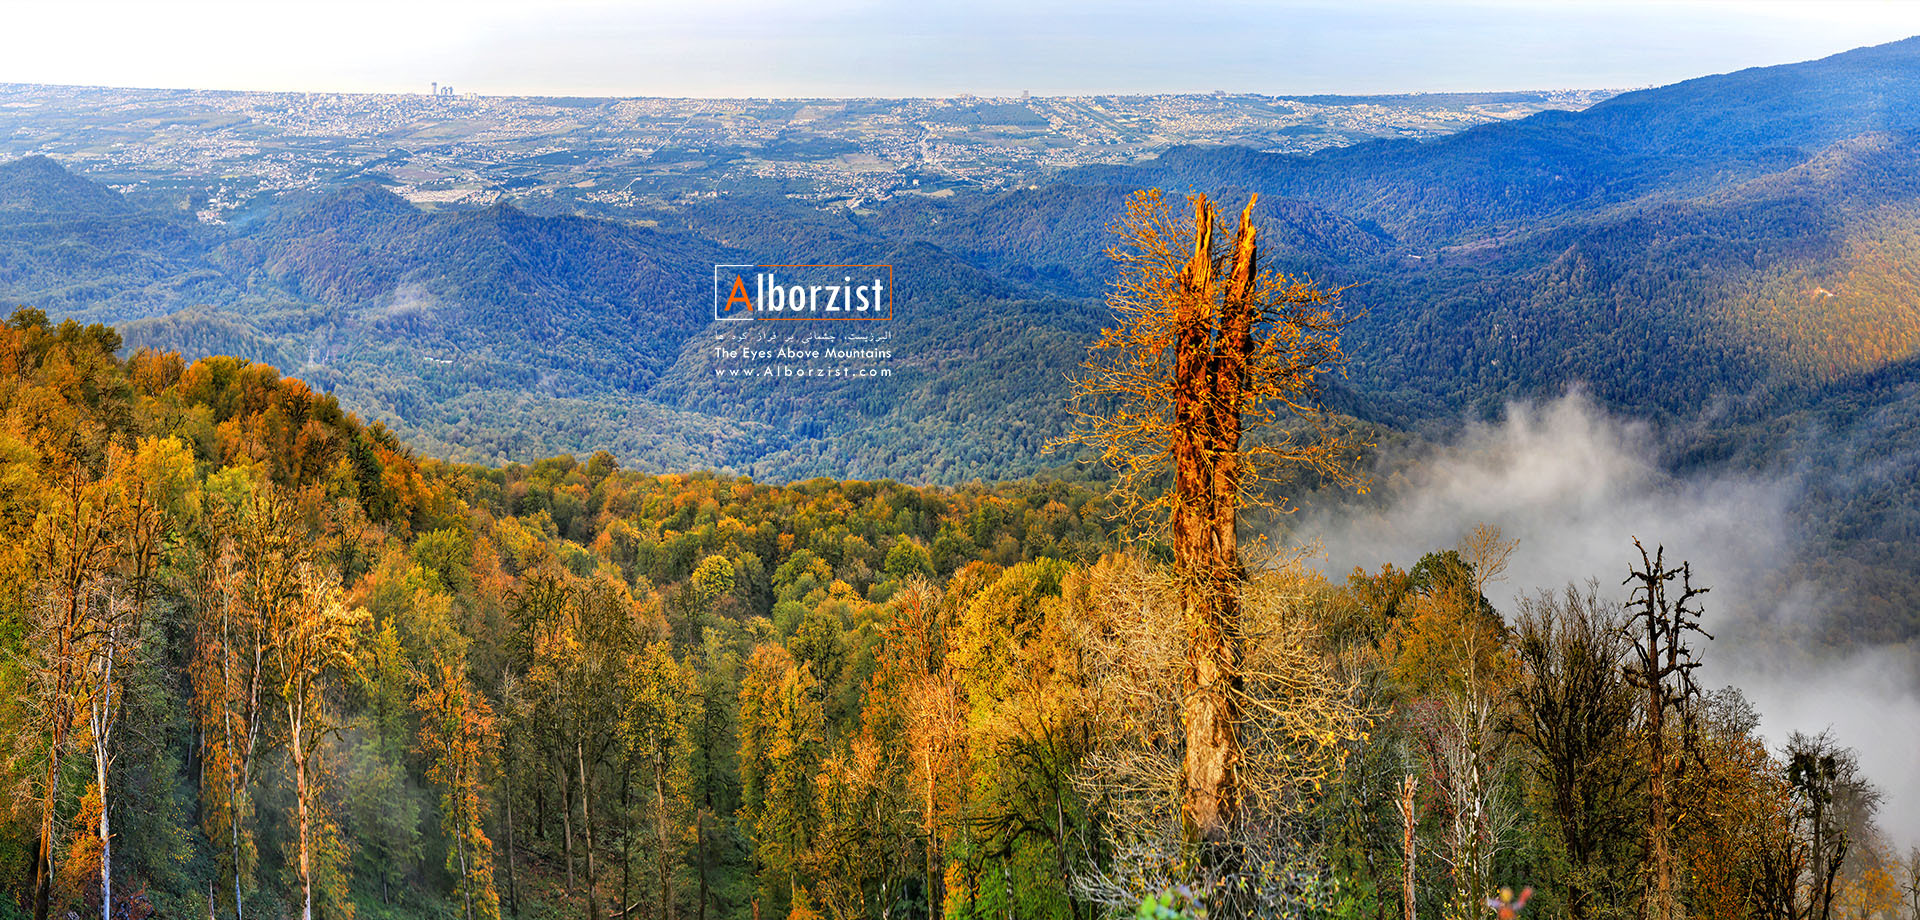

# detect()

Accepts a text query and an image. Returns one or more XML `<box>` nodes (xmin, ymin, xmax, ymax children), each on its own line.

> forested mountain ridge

<box><xmin>213</xmin><ymin>184</ymin><xmax>731</xmax><ymax>395</ymax></box>
<box><xmin>5</xmin><ymin>39</ymin><xmax>1920</xmax><ymax>644</ymax></box>
<box><xmin>878</xmin><ymin>37</ymin><xmax>1920</xmax><ymax>414</ymax></box>
<box><xmin>0</xmin><ymin>161</ymin><xmax>1110</xmax><ymax>478</ymax></box>
<box><xmin>0</xmin><ymin>306</ymin><xmax>1905</xmax><ymax>920</ymax></box>
<box><xmin>0</xmin><ymin>155</ymin><xmax>131</xmax><ymax>217</ymax></box>
<box><xmin>0</xmin><ymin>156</ymin><xmax>235</xmax><ymax>322</ymax></box>
<box><xmin>1062</xmin><ymin>35</ymin><xmax>1920</xmax><ymax>245</ymax></box>
<box><xmin>6</xmin><ymin>39</ymin><xmax>1920</xmax><ymax>475</ymax></box>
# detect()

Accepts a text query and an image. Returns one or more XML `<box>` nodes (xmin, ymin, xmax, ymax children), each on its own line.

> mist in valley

<box><xmin>1290</xmin><ymin>391</ymin><xmax>1920</xmax><ymax>842</ymax></box>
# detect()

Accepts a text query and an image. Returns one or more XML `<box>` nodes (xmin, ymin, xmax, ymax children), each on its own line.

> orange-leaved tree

<box><xmin>1052</xmin><ymin>189</ymin><xmax>1363</xmax><ymax>844</ymax></box>
<box><xmin>416</xmin><ymin>657</ymin><xmax>503</xmax><ymax>920</ymax></box>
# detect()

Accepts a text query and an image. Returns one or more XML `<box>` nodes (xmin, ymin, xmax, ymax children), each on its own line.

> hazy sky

<box><xmin>3</xmin><ymin>0</ymin><xmax>1920</xmax><ymax>97</ymax></box>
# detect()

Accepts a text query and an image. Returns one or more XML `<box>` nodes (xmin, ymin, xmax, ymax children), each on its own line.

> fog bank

<box><xmin>1291</xmin><ymin>391</ymin><xmax>1920</xmax><ymax>843</ymax></box>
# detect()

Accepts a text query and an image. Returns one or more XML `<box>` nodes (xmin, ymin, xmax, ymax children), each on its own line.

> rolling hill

<box><xmin>0</xmin><ymin>40</ymin><xmax>1919</xmax><ymax>572</ymax></box>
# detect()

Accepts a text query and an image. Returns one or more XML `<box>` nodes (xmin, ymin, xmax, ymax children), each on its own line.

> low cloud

<box><xmin>1290</xmin><ymin>390</ymin><xmax>1920</xmax><ymax>844</ymax></box>
<box><xmin>377</xmin><ymin>281</ymin><xmax>439</xmax><ymax>321</ymax></box>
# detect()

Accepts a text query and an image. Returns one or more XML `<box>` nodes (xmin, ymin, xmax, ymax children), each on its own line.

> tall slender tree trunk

<box><xmin>561</xmin><ymin>757</ymin><xmax>576</xmax><ymax>892</ymax></box>
<box><xmin>232</xmin><ymin>787</ymin><xmax>245</xmax><ymax>920</ymax></box>
<box><xmin>33</xmin><ymin>727</ymin><xmax>64</xmax><ymax>920</ymax></box>
<box><xmin>1056</xmin><ymin>795</ymin><xmax>1080</xmax><ymax>920</ymax></box>
<box><xmin>695</xmin><ymin>810</ymin><xmax>708</xmax><ymax>920</ymax></box>
<box><xmin>580</xmin><ymin>740</ymin><xmax>600</xmax><ymax>920</ymax></box>
<box><xmin>621</xmin><ymin>763</ymin><xmax>632</xmax><ymax>920</ymax></box>
<box><xmin>34</xmin><ymin>590</ymin><xmax>81</xmax><ymax>920</ymax></box>
<box><xmin>453</xmin><ymin>715</ymin><xmax>473</xmax><ymax>920</ymax></box>
<box><xmin>95</xmin><ymin>714</ymin><xmax>112</xmax><ymax>920</ymax></box>
<box><xmin>219</xmin><ymin>593</ymin><xmax>247</xmax><ymax>920</ymax></box>
<box><xmin>1399</xmin><ymin>774</ymin><xmax>1418</xmax><ymax>920</ymax></box>
<box><xmin>236</xmin><ymin>608</ymin><xmax>267</xmax><ymax>920</ymax></box>
<box><xmin>1646</xmin><ymin>637</ymin><xmax>1670</xmax><ymax>920</ymax></box>
<box><xmin>457</xmin><ymin>814</ymin><xmax>472</xmax><ymax>920</ymax></box>
<box><xmin>291</xmin><ymin>701</ymin><xmax>313</xmax><ymax>920</ymax></box>
<box><xmin>655</xmin><ymin>755</ymin><xmax>671</xmax><ymax>920</ymax></box>
<box><xmin>925</xmin><ymin>764</ymin><xmax>938</xmax><ymax>920</ymax></box>
<box><xmin>1171</xmin><ymin>197</ymin><xmax>1260</xmax><ymax>845</ymax></box>
<box><xmin>504</xmin><ymin>764</ymin><xmax>519</xmax><ymax>919</ymax></box>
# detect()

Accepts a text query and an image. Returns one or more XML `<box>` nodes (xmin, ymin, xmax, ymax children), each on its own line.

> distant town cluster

<box><xmin>0</xmin><ymin>83</ymin><xmax>1617</xmax><ymax>219</ymax></box>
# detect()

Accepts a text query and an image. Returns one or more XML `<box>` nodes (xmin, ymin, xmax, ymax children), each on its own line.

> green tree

<box><xmin>622</xmin><ymin>640</ymin><xmax>689</xmax><ymax>920</ymax></box>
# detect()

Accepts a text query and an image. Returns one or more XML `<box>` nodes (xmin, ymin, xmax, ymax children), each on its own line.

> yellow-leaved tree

<box><xmin>274</xmin><ymin>562</ymin><xmax>366</xmax><ymax>920</ymax></box>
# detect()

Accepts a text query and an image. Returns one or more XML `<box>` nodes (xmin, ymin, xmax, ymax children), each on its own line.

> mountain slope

<box><xmin>5</xmin><ymin>38</ymin><xmax>1920</xmax><ymax>493</ymax></box>
<box><xmin>0</xmin><ymin>155</ymin><xmax>234</xmax><ymax>321</ymax></box>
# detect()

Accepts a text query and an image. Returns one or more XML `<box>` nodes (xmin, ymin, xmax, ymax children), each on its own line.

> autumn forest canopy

<box><xmin>0</xmin><ymin>173</ymin><xmax>1913</xmax><ymax>920</ymax></box>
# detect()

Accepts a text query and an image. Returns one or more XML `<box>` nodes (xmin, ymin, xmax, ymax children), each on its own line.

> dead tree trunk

<box><xmin>1622</xmin><ymin>539</ymin><xmax>1710</xmax><ymax>920</ymax></box>
<box><xmin>1172</xmin><ymin>196</ymin><xmax>1261</xmax><ymax>844</ymax></box>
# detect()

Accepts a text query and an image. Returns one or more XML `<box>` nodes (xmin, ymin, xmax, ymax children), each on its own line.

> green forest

<box><xmin>0</xmin><ymin>183</ymin><xmax>1914</xmax><ymax>920</ymax></box>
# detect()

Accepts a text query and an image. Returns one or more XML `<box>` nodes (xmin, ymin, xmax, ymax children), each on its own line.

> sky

<box><xmin>2</xmin><ymin>0</ymin><xmax>1920</xmax><ymax>98</ymax></box>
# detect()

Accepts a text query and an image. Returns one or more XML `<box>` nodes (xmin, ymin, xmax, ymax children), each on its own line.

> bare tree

<box><xmin>1070</xmin><ymin>553</ymin><xmax>1369</xmax><ymax>914</ymax></box>
<box><xmin>1054</xmin><ymin>189</ymin><xmax>1361</xmax><ymax>848</ymax></box>
<box><xmin>1456</xmin><ymin>525</ymin><xmax>1518</xmax><ymax>599</ymax></box>
<box><xmin>1622</xmin><ymin>539</ymin><xmax>1711</xmax><ymax>920</ymax></box>
<box><xmin>1418</xmin><ymin>639</ymin><xmax>1515</xmax><ymax>920</ymax></box>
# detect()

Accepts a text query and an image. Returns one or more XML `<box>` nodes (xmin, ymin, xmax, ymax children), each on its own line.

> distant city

<box><xmin>0</xmin><ymin>82</ymin><xmax>1618</xmax><ymax>220</ymax></box>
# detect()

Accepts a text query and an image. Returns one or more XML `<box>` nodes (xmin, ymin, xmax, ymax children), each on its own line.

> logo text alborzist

<box><xmin>712</xmin><ymin>264</ymin><xmax>894</xmax><ymax>321</ymax></box>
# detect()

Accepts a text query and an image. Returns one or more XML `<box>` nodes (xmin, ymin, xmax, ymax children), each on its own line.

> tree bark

<box><xmin>561</xmin><ymin>755</ymin><xmax>576</xmax><ymax>892</ymax></box>
<box><xmin>696</xmin><ymin>810</ymin><xmax>708</xmax><ymax>920</ymax></box>
<box><xmin>1172</xmin><ymin>196</ymin><xmax>1260</xmax><ymax>845</ymax></box>
<box><xmin>925</xmin><ymin>762</ymin><xmax>937</xmax><ymax>920</ymax></box>
<box><xmin>291</xmin><ymin>699</ymin><xmax>314</xmax><ymax>920</ymax></box>
<box><xmin>621</xmin><ymin>763</ymin><xmax>631</xmax><ymax>920</ymax></box>
<box><xmin>655</xmin><ymin>752</ymin><xmax>672</xmax><ymax>920</ymax></box>
<box><xmin>1647</xmin><ymin>675</ymin><xmax>1670</xmax><ymax>920</ymax></box>
<box><xmin>96</xmin><ymin>688</ymin><xmax>113</xmax><ymax>920</ymax></box>
<box><xmin>455</xmin><ymin>715</ymin><xmax>473</xmax><ymax>920</ymax></box>
<box><xmin>32</xmin><ymin>743</ymin><xmax>60</xmax><ymax>920</ymax></box>
<box><xmin>1399</xmin><ymin>774</ymin><xmax>1418</xmax><ymax>920</ymax></box>
<box><xmin>504</xmin><ymin>757</ymin><xmax>519</xmax><ymax>919</ymax></box>
<box><xmin>580</xmin><ymin>740</ymin><xmax>600</xmax><ymax>920</ymax></box>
